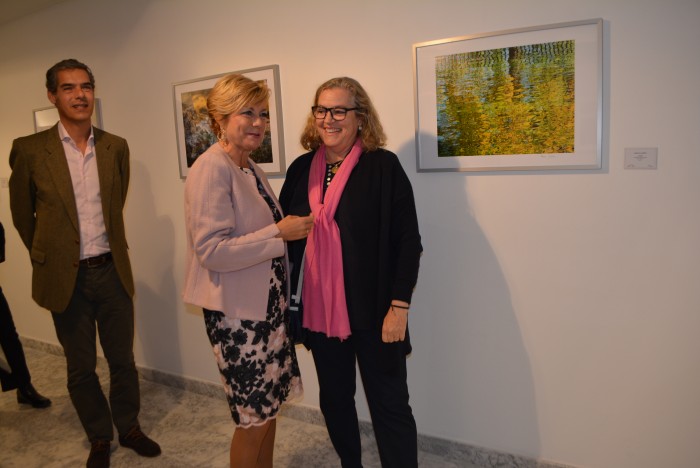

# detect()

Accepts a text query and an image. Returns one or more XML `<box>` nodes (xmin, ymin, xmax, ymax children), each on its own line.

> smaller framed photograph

<box><xmin>173</xmin><ymin>65</ymin><xmax>286</xmax><ymax>178</ymax></box>
<box><xmin>33</xmin><ymin>98</ymin><xmax>103</xmax><ymax>133</ymax></box>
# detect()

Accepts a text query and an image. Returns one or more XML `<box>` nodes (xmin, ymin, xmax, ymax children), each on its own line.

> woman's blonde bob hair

<box><xmin>300</xmin><ymin>77</ymin><xmax>386</xmax><ymax>152</ymax></box>
<box><xmin>207</xmin><ymin>74</ymin><xmax>270</xmax><ymax>137</ymax></box>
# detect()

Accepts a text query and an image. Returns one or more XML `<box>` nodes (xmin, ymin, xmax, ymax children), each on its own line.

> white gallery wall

<box><xmin>1</xmin><ymin>1</ymin><xmax>698</xmax><ymax>467</ymax></box>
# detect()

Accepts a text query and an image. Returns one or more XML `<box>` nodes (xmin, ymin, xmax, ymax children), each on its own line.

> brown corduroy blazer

<box><xmin>8</xmin><ymin>124</ymin><xmax>134</xmax><ymax>312</ymax></box>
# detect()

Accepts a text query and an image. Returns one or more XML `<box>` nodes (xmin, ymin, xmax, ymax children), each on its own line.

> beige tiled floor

<box><xmin>0</xmin><ymin>346</ymin><xmax>472</xmax><ymax>467</ymax></box>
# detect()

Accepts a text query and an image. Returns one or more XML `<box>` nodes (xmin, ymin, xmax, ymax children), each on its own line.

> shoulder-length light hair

<box><xmin>300</xmin><ymin>77</ymin><xmax>386</xmax><ymax>152</ymax></box>
<box><xmin>207</xmin><ymin>74</ymin><xmax>270</xmax><ymax>137</ymax></box>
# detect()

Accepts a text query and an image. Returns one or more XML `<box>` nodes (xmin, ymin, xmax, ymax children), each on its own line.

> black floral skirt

<box><xmin>203</xmin><ymin>260</ymin><xmax>302</xmax><ymax>427</ymax></box>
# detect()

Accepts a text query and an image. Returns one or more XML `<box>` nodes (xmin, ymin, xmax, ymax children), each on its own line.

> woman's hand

<box><xmin>276</xmin><ymin>214</ymin><xmax>314</xmax><ymax>241</ymax></box>
<box><xmin>382</xmin><ymin>302</ymin><xmax>409</xmax><ymax>343</ymax></box>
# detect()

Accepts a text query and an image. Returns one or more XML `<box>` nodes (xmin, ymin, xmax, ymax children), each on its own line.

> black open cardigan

<box><xmin>279</xmin><ymin>148</ymin><xmax>422</xmax><ymax>338</ymax></box>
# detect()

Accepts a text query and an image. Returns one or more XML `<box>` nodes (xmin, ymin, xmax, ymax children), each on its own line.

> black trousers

<box><xmin>0</xmin><ymin>286</ymin><xmax>32</xmax><ymax>392</ymax></box>
<box><xmin>51</xmin><ymin>260</ymin><xmax>140</xmax><ymax>442</ymax></box>
<box><xmin>308</xmin><ymin>329</ymin><xmax>418</xmax><ymax>468</ymax></box>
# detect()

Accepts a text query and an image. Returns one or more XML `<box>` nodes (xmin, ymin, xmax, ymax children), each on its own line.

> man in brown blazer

<box><xmin>8</xmin><ymin>59</ymin><xmax>160</xmax><ymax>468</ymax></box>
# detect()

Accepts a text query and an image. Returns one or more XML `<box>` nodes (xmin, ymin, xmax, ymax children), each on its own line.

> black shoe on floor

<box><xmin>86</xmin><ymin>440</ymin><xmax>111</xmax><ymax>468</ymax></box>
<box><xmin>119</xmin><ymin>426</ymin><xmax>161</xmax><ymax>457</ymax></box>
<box><xmin>17</xmin><ymin>383</ymin><xmax>52</xmax><ymax>408</ymax></box>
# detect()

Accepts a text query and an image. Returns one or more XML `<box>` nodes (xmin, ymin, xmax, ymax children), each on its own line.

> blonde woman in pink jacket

<box><xmin>183</xmin><ymin>74</ymin><xmax>313</xmax><ymax>468</ymax></box>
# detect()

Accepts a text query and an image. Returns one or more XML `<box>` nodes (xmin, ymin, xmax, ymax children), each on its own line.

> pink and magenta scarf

<box><xmin>302</xmin><ymin>138</ymin><xmax>363</xmax><ymax>339</ymax></box>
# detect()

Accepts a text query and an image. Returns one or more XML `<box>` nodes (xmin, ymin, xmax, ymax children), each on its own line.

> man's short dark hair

<box><xmin>45</xmin><ymin>59</ymin><xmax>95</xmax><ymax>94</ymax></box>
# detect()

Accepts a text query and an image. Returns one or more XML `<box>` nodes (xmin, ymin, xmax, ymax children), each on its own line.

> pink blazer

<box><xmin>183</xmin><ymin>144</ymin><xmax>286</xmax><ymax>321</ymax></box>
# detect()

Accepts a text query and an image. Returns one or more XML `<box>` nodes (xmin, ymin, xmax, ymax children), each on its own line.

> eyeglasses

<box><xmin>311</xmin><ymin>106</ymin><xmax>359</xmax><ymax>121</ymax></box>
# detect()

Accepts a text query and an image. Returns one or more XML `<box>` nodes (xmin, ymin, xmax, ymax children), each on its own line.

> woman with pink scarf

<box><xmin>280</xmin><ymin>77</ymin><xmax>422</xmax><ymax>468</ymax></box>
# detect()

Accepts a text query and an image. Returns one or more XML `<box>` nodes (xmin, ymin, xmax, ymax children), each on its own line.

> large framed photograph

<box><xmin>413</xmin><ymin>18</ymin><xmax>603</xmax><ymax>172</ymax></box>
<box><xmin>33</xmin><ymin>98</ymin><xmax>103</xmax><ymax>132</ymax></box>
<box><xmin>173</xmin><ymin>65</ymin><xmax>286</xmax><ymax>178</ymax></box>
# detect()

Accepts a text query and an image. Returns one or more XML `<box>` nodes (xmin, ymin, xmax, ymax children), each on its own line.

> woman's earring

<box><xmin>218</xmin><ymin>129</ymin><xmax>227</xmax><ymax>144</ymax></box>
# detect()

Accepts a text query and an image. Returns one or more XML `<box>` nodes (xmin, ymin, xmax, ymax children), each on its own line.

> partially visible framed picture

<box><xmin>33</xmin><ymin>98</ymin><xmax>103</xmax><ymax>132</ymax></box>
<box><xmin>173</xmin><ymin>65</ymin><xmax>286</xmax><ymax>178</ymax></box>
<box><xmin>413</xmin><ymin>18</ymin><xmax>603</xmax><ymax>172</ymax></box>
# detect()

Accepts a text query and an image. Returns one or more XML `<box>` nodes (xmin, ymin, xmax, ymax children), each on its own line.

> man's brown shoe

<box><xmin>118</xmin><ymin>426</ymin><xmax>161</xmax><ymax>457</ymax></box>
<box><xmin>86</xmin><ymin>440</ymin><xmax>110</xmax><ymax>468</ymax></box>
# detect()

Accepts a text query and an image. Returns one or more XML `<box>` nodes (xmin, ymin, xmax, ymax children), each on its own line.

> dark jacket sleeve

<box><xmin>279</xmin><ymin>152</ymin><xmax>314</xmax><ymax>293</ymax></box>
<box><xmin>0</xmin><ymin>221</ymin><xmax>5</xmax><ymax>263</ymax></box>
<box><xmin>387</xmin><ymin>154</ymin><xmax>422</xmax><ymax>303</ymax></box>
